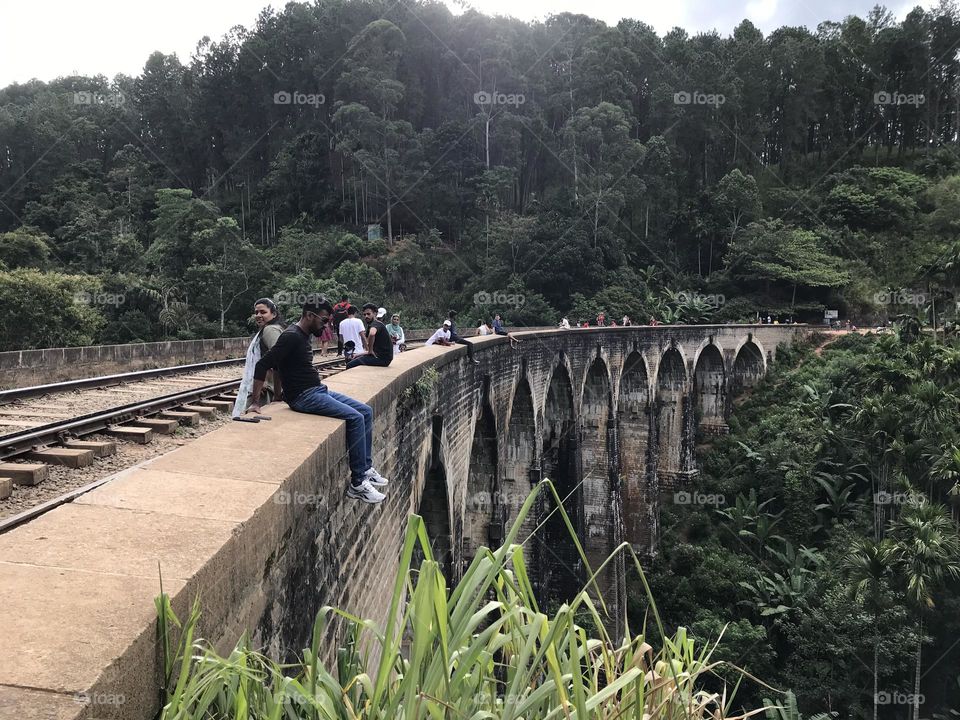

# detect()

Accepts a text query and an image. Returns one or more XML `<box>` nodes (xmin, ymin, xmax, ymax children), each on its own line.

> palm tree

<box><xmin>840</xmin><ymin>537</ymin><xmax>894</xmax><ymax>720</ymax></box>
<box><xmin>889</xmin><ymin>499</ymin><xmax>960</xmax><ymax>720</ymax></box>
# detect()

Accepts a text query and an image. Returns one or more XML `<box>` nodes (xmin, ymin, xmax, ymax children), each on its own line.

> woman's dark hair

<box><xmin>254</xmin><ymin>298</ymin><xmax>283</xmax><ymax>325</ymax></box>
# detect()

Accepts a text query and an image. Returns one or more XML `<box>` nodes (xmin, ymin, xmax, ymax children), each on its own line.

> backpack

<box><xmin>332</xmin><ymin>302</ymin><xmax>349</xmax><ymax>329</ymax></box>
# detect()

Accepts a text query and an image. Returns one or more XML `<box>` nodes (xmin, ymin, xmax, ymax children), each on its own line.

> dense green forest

<box><xmin>5</xmin><ymin>1</ymin><xmax>960</xmax><ymax>347</ymax></box>
<box><xmin>636</xmin><ymin>330</ymin><xmax>960</xmax><ymax>718</ymax></box>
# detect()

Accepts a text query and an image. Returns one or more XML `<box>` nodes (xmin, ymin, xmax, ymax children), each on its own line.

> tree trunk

<box><xmin>873</xmin><ymin>618</ymin><xmax>879</xmax><ymax>720</ymax></box>
<box><xmin>913</xmin><ymin>613</ymin><xmax>923</xmax><ymax>720</ymax></box>
<box><xmin>485</xmin><ymin>115</ymin><xmax>491</xmax><ymax>169</ymax></box>
<box><xmin>930</xmin><ymin>280</ymin><xmax>937</xmax><ymax>343</ymax></box>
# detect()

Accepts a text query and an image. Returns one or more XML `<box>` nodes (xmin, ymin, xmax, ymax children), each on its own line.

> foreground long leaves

<box><xmin>158</xmin><ymin>479</ymin><xmax>772</xmax><ymax>719</ymax></box>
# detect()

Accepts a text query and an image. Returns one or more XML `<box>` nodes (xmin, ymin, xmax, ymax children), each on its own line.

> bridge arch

<box><xmin>732</xmin><ymin>336</ymin><xmax>766</xmax><ymax>395</ymax></box>
<box><xmin>464</xmin><ymin>396</ymin><xmax>498</xmax><ymax>570</ymax></box>
<box><xmin>693</xmin><ymin>340</ymin><xmax>727</xmax><ymax>432</ymax></box>
<box><xmin>539</xmin><ymin>359</ymin><xmax>581</xmax><ymax>604</ymax></box>
<box><xmin>618</xmin><ymin>351</ymin><xmax>655</xmax><ymax>553</ymax></box>
<box><xmin>502</xmin><ymin>375</ymin><xmax>537</xmax><ymax>557</ymax></box>
<box><xmin>415</xmin><ymin>419</ymin><xmax>455</xmax><ymax>584</ymax></box>
<box><xmin>580</xmin><ymin>355</ymin><xmax>615</xmax><ymax>602</ymax></box>
<box><xmin>654</xmin><ymin>344</ymin><xmax>690</xmax><ymax>490</ymax></box>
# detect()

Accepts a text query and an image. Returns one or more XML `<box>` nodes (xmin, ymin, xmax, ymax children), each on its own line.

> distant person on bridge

<box><xmin>385</xmin><ymin>313</ymin><xmax>406</xmax><ymax>353</ymax></box>
<box><xmin>559</xmin><ymin>317</ymin><xmax>571</xmax><ymax>329</ymax></box>
<box><xmin>339</xmin><ymin>306</ymin><xmax>366</xmax><ymax>362</ymax></box>
<box><xmin>596</xmin><ymin>311</ymin><xmax>606</xmax><ymax>327</ymax></box>
<box><xmin>331</xmin><ymin>295</ymin><xmax>350</xmax><ymax>356</ymax></box>
<box><xmin>318</xmin><ymin>306</ymin><xmax>334</xmax><ymax>356</ymax></box>
<box><xmin>492</xmin><ymin>314</ymin><xmax>508</xmax><ymax>336</ymax></box>
<box><xmin>477</xmin><ymin>319</ymin><xmax>493</xmax><ymax>336</ymax></box>
<box><xmin>346</xmin><ymin>303</ymin><xmax>393</xmax><ymax>369</ymax></box>
<box><xmin>447</xmin><ymin>310</ymin><xmax>479</xmax><ymax>364</ymax></box>
<box><xmin>425</xmin><ymin>320</ymin><xmax>453</xmax><ymax>346</ymax></box>
<box><xmin>247</xmin><ymin>300</ymin><xmax>388</xmax><ymax>504</ymax></box>
<box><xmin>233</xmin><ymin>298</ymin><xmax>285</xmax><ymax>418</ymax></box>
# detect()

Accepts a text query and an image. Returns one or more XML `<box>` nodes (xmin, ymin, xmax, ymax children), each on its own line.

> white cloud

<box><xmin>0</xmin><ymin>0</ymin><xmax>266</xmax><ymax>87</ymax></box>
<box><xmin>743</xmin><ymin>0</ymin><xmax>778</xmax><ymax>25</ymax></box>
<box><xmin>0</xmin><ymin>0</ymin><xmax>942</xmax><ymax>89</ymax></box>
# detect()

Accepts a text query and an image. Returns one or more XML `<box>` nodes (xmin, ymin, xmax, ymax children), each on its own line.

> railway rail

<box><xmin>0</xmin><ymin>353</ymin><xmax>348</xmax><ymax>533</ymax></box>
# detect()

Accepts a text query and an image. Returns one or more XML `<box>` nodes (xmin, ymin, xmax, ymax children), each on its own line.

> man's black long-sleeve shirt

<box><xmin>254</xmin><ymin>324</ymin><xmax>322</xmax><ymax>404</ymax></box>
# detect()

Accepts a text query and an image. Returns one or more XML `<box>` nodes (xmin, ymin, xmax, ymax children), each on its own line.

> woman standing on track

<box><xmin>233</xmin><ymin>298</ymin><xmax>285</xmax><ymax>418</ymax></box>
<box><xmin>318</xmin><ymin>309</ymin><xmax>334</xmax><ymax>356</ymax></box>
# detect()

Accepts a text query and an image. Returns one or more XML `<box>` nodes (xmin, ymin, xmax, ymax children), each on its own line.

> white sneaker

<box><xmin>347</xmin><ymin>479</ymin><xmax>385</xmax><ymax>504</ymax></box>
<box><xmin>364</xmin><ymin>467</ymin><xmax>389</xmax><ymax>486</ymax></box>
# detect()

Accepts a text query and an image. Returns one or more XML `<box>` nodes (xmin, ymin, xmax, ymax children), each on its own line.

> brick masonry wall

<box><xmin>0</xmin><ymin>337</ymin><xmax>253</xmax><ymax>388</ymax></box>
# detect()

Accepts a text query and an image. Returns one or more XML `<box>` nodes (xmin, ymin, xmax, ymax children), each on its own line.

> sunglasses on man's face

<box><xmin>308</xmin><ymin>312</ymin><xmax>330</xmax><ymax>325</ymax></box>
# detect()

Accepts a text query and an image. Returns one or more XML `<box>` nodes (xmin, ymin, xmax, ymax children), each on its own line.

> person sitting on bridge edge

<box><xmin>339</xmin><ymin>305</ymin><xmax>367</xmax><ymax>361</ymax></box>
<box><xmin>233</xmin><ymin>297</ymin><xmax>285</xmax><ymax>418</ymax></box>
<box><xmin>492</xmin><ymin>313</ymin><xmax>508</xmax><ymax>336</ymax></box>
<box><xmin>447</xmin><ymin>310</ymin><xmax>480</xmax><ymax>364</ymax></box>
<box><xmin>426</xmin><ymin>320</ymin><xmax>453</xmax><ymax>346</ymax></box>
<box><xmin>347</xmin><ymin>303</ymin><xmax>393</xmax><ymax>369</ymax></box>
<box><xmin>247</xmin><ymin>299</ymin><xmax>388</xmax><ymax>504</ymax></box>
<box><xmin>385</xmin><ymin>313</ymin><xmax>406</xmax><ymax>353</ymax></box>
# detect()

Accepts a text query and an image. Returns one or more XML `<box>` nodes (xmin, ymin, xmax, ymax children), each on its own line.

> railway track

<box><xmin>0</xmin><ymin>353</ymin><xmax>348</xmax><ymax>533</ymax></box>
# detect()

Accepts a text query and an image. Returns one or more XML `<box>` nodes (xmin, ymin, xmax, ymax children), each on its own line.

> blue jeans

<box><xmin>346</xmin><ymin>354</ymin><xmax>391</xmax><ymax>369</ymax></box>
<box><xmin>291</xmin><ymin>385</ymin><xmax>372</xmax><ymax>483</ymax></box>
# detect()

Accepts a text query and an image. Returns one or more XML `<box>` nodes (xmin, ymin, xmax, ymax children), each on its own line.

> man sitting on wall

<box><xmin>247</xmin><ymin>300</ymin><xmax>388</xmax><ymax>504</ymax></box>
<box><xmin>347</xmin><ymin>303</ymin><xmax>393</xmax><ymax>368</ymax></box>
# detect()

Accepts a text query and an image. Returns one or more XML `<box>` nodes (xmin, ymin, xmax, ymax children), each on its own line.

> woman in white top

<box><xmin>233</xmin><ymin>298</ymin><xmax>284</xmax><ymax>417</ymax></box>
<box><xmin>476</xmin><ymin>319</ymin><xmax>493</xmax><ymax>336</ymax></box>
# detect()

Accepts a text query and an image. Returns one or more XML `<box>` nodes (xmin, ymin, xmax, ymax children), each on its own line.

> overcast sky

<box><xmin>0</xmin><ymin>0</ymin><xmax>927</xmax><ymax>88</ymax></box>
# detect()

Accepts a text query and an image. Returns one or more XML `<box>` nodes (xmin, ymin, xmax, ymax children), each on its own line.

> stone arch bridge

<box><xmin>0</xmin><ymin>324</ymin><xmax>811</xmax><ymax>720</ymax></box>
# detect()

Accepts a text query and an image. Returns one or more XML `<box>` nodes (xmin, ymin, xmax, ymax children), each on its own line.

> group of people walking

<box><xmin>558</xmin><ymin>312</ymin><xmax>640</xmax><ymax>328</ymax></box>
<box><xmin>232</xmin><ymin>296</ymin><xmax>511</xmax><ymax>506</ymax></box>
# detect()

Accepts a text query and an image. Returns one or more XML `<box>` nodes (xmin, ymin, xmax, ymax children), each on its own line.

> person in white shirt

<box><xmin>339</xmin><ymin>305</ymin><xmax>367</xmax><ymax>359</ymax></box>
<box><xmin>476</xmin><ymin>319</ymin><xmax>493</xmax><ymax>336</ymax></box>
<box><xmin>425</xmin><ymin>320</ymin><xmax>453</xmax><ymax>346</ymax></box>
<box><xmin>559</xmin><ymin>317</ymin><xmax>571</xmax><ymax>329</ymax></box>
